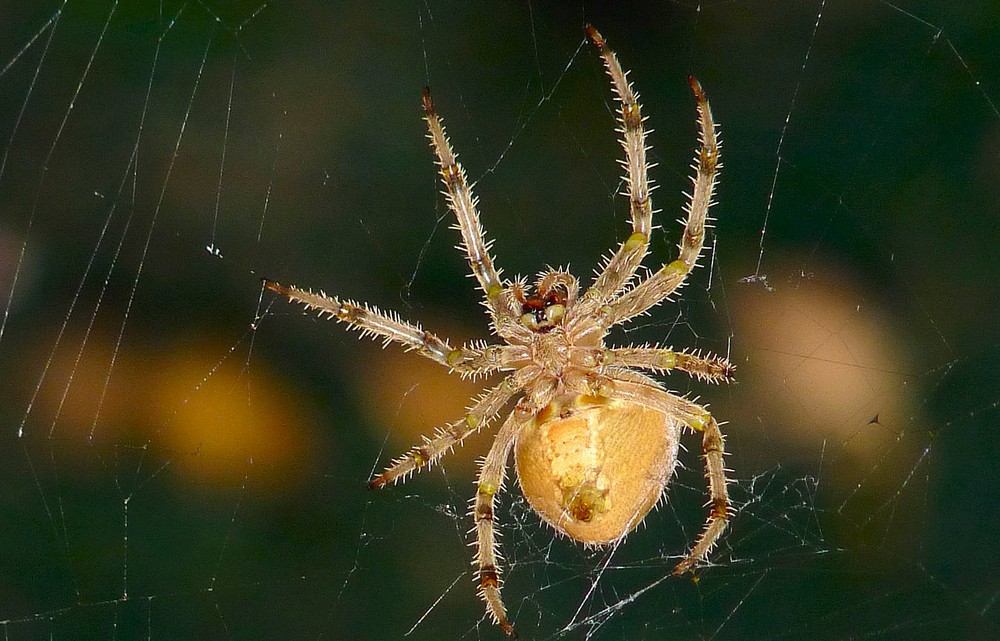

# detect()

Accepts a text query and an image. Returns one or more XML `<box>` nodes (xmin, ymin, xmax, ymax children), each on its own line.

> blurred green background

<box><xmin>1</xmin><ymin>1</ymin><xmax>998</xmax><ymax>639</ymax></box>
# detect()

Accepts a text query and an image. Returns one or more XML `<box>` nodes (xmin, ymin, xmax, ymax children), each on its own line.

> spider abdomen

<box><xmin>515</xmin><ymin>395</ymin><xmax>680</xmax><ymax>544</ymax></box>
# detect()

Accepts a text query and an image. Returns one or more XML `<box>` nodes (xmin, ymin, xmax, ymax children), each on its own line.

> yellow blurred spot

<box><xmin>151</xmin><ymin>344</ymin><xmax>312</xmax><ymax>486</ymax></box>
<box><xmin>730</xmin><ymin>254</ymin><xmax>924</xmax><ymax>478</ymax></box>
<box><xmin>28</xmin><ymin>329</ymin><xmax>314</xmax><ymax>488</ymax></box>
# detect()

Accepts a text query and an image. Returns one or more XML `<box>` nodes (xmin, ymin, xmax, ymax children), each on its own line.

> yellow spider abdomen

<box><xmin>515</xmin><ymin>395</ymin><xmax>679</xmax><ymax>544</ymax></box>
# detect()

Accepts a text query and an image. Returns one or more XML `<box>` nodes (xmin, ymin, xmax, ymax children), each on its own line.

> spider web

<box><xmin>1</xmin><ymin>1</ymin><xmax>998</xmax><ymax>640</ymax></box>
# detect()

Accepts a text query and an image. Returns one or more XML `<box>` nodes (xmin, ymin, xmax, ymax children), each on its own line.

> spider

<box><xmin>265</xmin><ymin>25</ymin><xmax>733</xmax><ymax>636</ymax></box>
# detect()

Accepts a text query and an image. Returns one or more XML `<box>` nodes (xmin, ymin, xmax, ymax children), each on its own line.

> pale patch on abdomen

<box><xmin>515</xmin><ymin>394</ymin><xmax>679</xmax><ymax>544</ymax></box>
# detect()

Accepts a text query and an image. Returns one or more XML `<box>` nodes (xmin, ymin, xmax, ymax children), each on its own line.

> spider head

<box><xmin>519</xmin><ymin>289</ymin><xmax>566</xmax><ymax>333</ymax></box>
<box><xmin>516</xmin><ymin>269</ymin><xmax>579</xmax><ymax>332</ymax></box>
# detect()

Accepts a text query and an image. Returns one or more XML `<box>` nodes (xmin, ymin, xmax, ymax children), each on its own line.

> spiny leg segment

<box><xmin>422</xmin><ymin>89</ymin><xmax>510</xmax><ymax>326</ymax></box>
<box><xmin>263</xmin><ymin>280</ymin><xmax>504</xmax><ymax>375</ymax></box>
<box><xmin>673</xmin><ymin>414</ymin><xmax>729</xmax><ymax>576</ymax></box>
<box><xmin>368</xmin><ymin>371</ymin><xmax>527</xmax><ymax>489</ymax></box>
<box><xmin>582</xmin><ymin>24</ymin><xmax>654</xmax><ymax>304</ymax></box>
<box><xmin>604</xmin><ymin>75</ymin><xmax>720</xmax><ymax>327</ymax></box>
<box><xmin>607</xmin><ymin>346</ymin><xmax>734</xmax><ymax>384</ymax></box>
<box><xmin>472</xmin><ymin>404</ymin><xmax>532</xmax><ymax>637</ymax></box>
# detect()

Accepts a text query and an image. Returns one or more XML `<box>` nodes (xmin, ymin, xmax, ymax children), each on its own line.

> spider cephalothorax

<box><xmin>266</xmin><ymin>25</ymin><xmax>732</xmax><ymax>637</ymax></box>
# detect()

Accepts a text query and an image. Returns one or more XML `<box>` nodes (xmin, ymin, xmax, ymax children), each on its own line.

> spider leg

<box><xmin>472</xmin><ymin>403</ymin><xmax>532</xmax><ymax>637</ymax></box>
<box><xmin>603</xmin><ymin>76</ymin><xmax>720</xmax><ymax>328</ymax></box>
<box><xmin>673</xmin><ymin>414</ymin><xmax>730</xmax><ymax>576</ymax></box>
<box><xmin>368</xmin><ymin>373</ymin><xmax>524</xmax><ymax>489</ymax></box>
<box><xmin>422</xmin><ymin>89</ymin><xmax>512</xmax><ymax>329</ymax></box>
<box><xmin>534</xmin><ymin>269</ymin><xmax>579</xmax><ymax>304</ymax></box>
<box><xmin>264</xmin><ymin>280</ymin><xmax>511</xmax><ymax>374</ymax></box>
<box><xmin>450</xmin><ymin>344</ymin><xmax>530</xmax><ymax>379</ymax></box>
<box><xmin>581</xmin><ymin>25</ymin><xmax>654</xmax><ymax>305</ymax></box>
<box><xmin>599</xmin><ymin>369</ymin><xmax>731</xmax><ymax>575</ymax></box>
<box><xmin>607</xmin><ymin>346</ymin><xmax>734</xmax><ymax>384</ymax></box>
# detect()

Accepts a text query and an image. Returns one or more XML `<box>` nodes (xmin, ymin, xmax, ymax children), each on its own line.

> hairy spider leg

<box><xmin>472</xmin><ymin>404</ymin><xmax>532</xmax><ymax>637</ymax></box>
<box><xmin>604</xmin><ymin>75</ymin><xmax>720</xmax><ymax>328</ymax></box>
<box><xmin>422</xmin><ymin>89</ymin><xmax>515</xmax><ymax>331</ymax></box>
<box><xmin>581</xmin><ymin>25</ymin><xmax>655</xmax><ymax>306</ymax></box>
<box><xmin>369</xmin><ymin>372</ymin><xmax>526</xmax><ymax>488</ymax></box>
<box><xmin>607</xmin><ymin>346</ymin><xmax>734</xmax><ymax>384</ymax></box>
<box><xmin>673</xmin><ymin>414</ymin><xmax>730</xmax><ymax>576</ymax></box>
<box><xmin>263</xmin><ymin>280</ymin><xmax>506</xmax><ymax>375</ymax></box>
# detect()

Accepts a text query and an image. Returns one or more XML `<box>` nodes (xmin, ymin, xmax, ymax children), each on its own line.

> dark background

<box><xmin>1</xmin><ymin>1</ymin><xmax>998</xmax><ymax>640</ymax></box>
